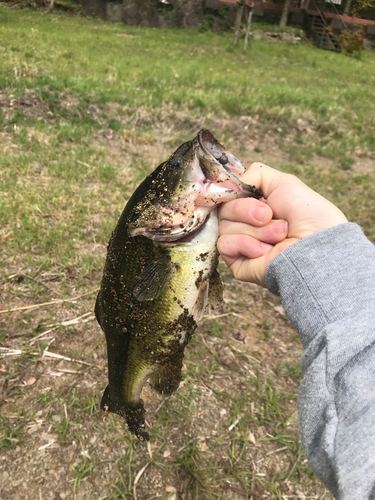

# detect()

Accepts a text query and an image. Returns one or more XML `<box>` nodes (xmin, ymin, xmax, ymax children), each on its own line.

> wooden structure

<box><xmin>307</xmin><ymin>0</ymin><xmax>342</xmax><ymax>51</ymax></box>
<box><xmin>232</xmin><ymin>0</ymin><xmax>254</xmax><ymax>48</ymax></box>
<box><xmin>221</xmin><ymin>0</ymin><xmax>375</xmax><ymax>51</ymax></box>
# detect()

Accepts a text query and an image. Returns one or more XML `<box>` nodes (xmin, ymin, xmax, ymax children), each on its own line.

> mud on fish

<box><xmin>95</xmin><ymin>130</ymin><xmax>262</xmax><ymax>440</ymax></box>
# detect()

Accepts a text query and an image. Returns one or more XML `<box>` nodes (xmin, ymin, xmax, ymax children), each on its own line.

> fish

<box><xmin>95</xmin><ymin>130</ymin><xmax>263</xmax><ymax>440</ymax></box>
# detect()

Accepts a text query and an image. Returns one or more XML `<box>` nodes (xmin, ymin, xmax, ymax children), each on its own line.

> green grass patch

<box><xmin>0</xmin><ymin>6</ymin><xmax>374</xmax><ymax>151</ymax></box>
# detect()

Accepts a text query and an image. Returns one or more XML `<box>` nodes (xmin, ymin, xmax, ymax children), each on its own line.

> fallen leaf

<box><xmin>24</xmin><ymin>377</ymin><xmax>36</xmax><ymax>386</ymax></box>
<box><xmin>248</xmin><ymin>431</ymin><xmax>256</xmax><ymax>445</ymax></box>
<box><xmin>27</xmin><ymin>424</ymin><xmax>42</xmax><ymax>435</ymax></box>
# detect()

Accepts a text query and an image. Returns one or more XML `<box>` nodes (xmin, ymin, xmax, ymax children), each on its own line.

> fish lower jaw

<box><xmin>135</xmin><ymin>207</ymin><xmax>213</xmax><ymax>243</ymax></box>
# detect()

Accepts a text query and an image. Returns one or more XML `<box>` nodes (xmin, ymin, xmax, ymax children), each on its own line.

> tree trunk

<box><xmin>343</xmin><ymin>0</ymin><xmax>352</xmax><ymax>15</ymax></box>
<box><xmin>279</xmin><ymin>0</ymin><xmax>292</xmax><ymax>26</ymax></box>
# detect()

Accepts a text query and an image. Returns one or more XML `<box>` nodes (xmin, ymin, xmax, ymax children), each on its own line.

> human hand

<box><xmin>217</xmin><ymin>162</ymin><xmax>348</xmax><ymax>287</ymax></box>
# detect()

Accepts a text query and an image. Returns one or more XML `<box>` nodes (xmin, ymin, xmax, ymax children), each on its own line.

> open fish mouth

<box><xmin>183</xmin><ymin>129</ymin><xmax>259</xmax><ymax>202</ymax></box>
<box><xmin>196</xmin><ymin>129</ymin><xmax>250</xmax><ymax>186</ymax></box>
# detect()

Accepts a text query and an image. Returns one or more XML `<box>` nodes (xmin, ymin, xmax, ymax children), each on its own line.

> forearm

<box><xmin>266</xmin><ymin>223</ymin><xmax>375</xmax><ymax>499</ymax></box>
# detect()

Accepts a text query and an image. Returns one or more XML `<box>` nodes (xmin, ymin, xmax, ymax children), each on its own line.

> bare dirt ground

<box><xmin>0</xmin><ymin>100</ymin><xmax>334</xmax><ymax>500</ymax></box>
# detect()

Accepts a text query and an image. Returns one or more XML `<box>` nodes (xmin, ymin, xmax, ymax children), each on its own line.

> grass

<box><xmin>1</xmin><ymin>7</ymin><xmax>375</xmax><ymax>139</ymax></box>
<box><xmin>0</xmin><ymin>417</ymin><xmax>24</xmax><ymax>449</ymax></box>
<box><xmin>0</xmin><ymin>4</ymin><xmax>374</xmax><ymax>499</ymax></box>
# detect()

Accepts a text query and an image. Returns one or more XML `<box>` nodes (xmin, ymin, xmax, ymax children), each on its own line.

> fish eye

<box><xmin>218</xmin><ymin>153</ymin><xmax>228</xmax><ymax>165</ymax></box>
<box><xmin>170</xmin><ymin>157</ymin><xmax>183</xmax><ymax>169</ymax></box>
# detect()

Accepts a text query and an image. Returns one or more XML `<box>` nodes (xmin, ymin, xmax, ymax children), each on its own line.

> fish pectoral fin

<box><xmin>133</xmin><ymin>253</ymin><xmax>176</xmax><ymax>302</ymax></box>
<box><xmin>193</xmin><ymin>269</ymin><xmax>223</xmax><ymax>321</ymax></box>
<box><xmin>207</xmin><ymin>268</ymin><xmax>223</xmax><ymax>314</ymax></box>
<box><xmin>193</xmin><ymin>279</ymin><xmax>208</xmax><ymax>322</ymax></box>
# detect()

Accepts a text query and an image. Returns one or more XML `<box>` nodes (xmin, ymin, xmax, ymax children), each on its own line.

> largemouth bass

<box><xmin>95</xmin><ymin>130</ymin><xmax>262</xmax><ymax>440</ymax></box>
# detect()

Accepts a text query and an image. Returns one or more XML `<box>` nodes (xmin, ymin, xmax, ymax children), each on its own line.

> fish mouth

<box><xmin>188</xmin><ymin>129</ymin><xmax>262</xmax><ymax>205</ymax></box>
<box><xmin>198</xmin><ymin>129</ymin><xmax>245</xmax><ymax>179</ymax></box>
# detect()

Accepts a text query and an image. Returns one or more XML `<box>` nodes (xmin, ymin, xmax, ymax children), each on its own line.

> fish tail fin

<box><xmin>149</xmin><ymin>359</ymin><xmax>183</xmax><ymax>396</ymax></box>
<box><xmin>100</xmin><ymin>385</ymin><xmax>149</xmax><ymax>441</ymax></box>
<box><xmin>124</xmin><ymin>401</ymin><xmax>149</xmax><ymax>441</ymax></box>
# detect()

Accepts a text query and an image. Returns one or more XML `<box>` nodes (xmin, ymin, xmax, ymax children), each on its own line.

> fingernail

<box><xmin>260</xmin><ymin>242</ymin><xmax>273</xmax><ymax>251</ymax></box>
<box><xmin>273</xmin><ymin>221</ymin><xmax>288</xmax><ymax>234</ymax></box>
<box><xmin>252</xmin><ymin>205</ymin><xmax>269</xmax><ymax>222</ymax></box>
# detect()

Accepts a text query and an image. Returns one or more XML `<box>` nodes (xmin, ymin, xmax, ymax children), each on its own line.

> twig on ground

<box><xmin>284</xmin><ymin>451</ymin><xmax>303</xmax><ymax>482</ymax></box>
<box><xmin>249</xmin><ymin>452</ymin><xmax>257</xmax><ymax>497</ymax></box>
<box><xmin>0</xmin><ymin>346</ymin><xmax>104</xmax><ymax>368</ymax></box>
<box><xmin>203</xmin><ymin>312</ymin><xmax>246</xmax><ymax>320</ymax></box>
<box><xmin>38</xmin><ymin>440</ymin><xmax>56</xmax><ymax>451</ymax></box>
<box><xmin>55</xmin><ymin>368</ymin><xmax>79</xmax><ymax>374</ymax></box>
<box><xmin>61</xmin><ymin>312</ymin><xmax>95</xmax><ymax>326</ymax></box>
<box><xmin>28</xmin><ymin>313</ymin><xmax>95</xmax><ymax>346</ymax></box>
<box><xmin>155</xmin><ymin>400</ymin><xmax>165</xmax><ymax>414</ymax></box>
<box><xmin>0</xmin><ymin>348</ymin><xmax>23</xmax><ymax>357</ymax></box>
<box><xmin>266</xmin><ymin>446</ymin><xmax>288</xmax><ymax>456</ymax></box>
<box><xmin>41</xmin><ymin>350</ymin><xmax>104</xmax><ymax>368</ymax></box>
<box><xmin>177</xmin><ymin>439</ymin><xmax>194</xmax><ymax>453</ymax></box>
<box><xmin>203</xmin><ymin>312</ymin><xmax>233</xmax><ymax>320</ymax></box>
<box><xmin>0</xmin><ymin>287</ymin><xmax>100</xmax><ymax>314</ymax></box>
<box><xmin>29</xmin><ymin>328</ymin><xmax>58</xmax><ymax>346</ymax></box>
<box><xmin>133</xmin><ymin>463</ymin><xmax>149</xmax><ymax>500</ymax></box>
<box><xmin>43</xmin><ymin>338</ymin><xmax>55</xmax><ymax>352</ymax></box>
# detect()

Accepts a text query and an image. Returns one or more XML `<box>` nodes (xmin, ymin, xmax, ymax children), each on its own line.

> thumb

<box><xmin>240</xmin><ymin>162</ymin><xmax>298</xmax><ymax>199</ymax></box>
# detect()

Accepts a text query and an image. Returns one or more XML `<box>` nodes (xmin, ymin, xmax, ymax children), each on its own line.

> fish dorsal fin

<box><xmin>133</xmin><ymin>253</ymin><xmax>175</xmax><ymax>302</ymax></box>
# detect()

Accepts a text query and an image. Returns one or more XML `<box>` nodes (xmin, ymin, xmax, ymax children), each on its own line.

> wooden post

<box><xmin>244</xmin><ymin>3</ymin><xmax>254</xmax><ymax>49</ymax></box>
<box><xmin>279</xmin><ymin>0</ymin><xmax>291</xmax><ymax>26</ymax></box>
<box><xmin>232</xmin><ymin>0</ymin><xmax>245</xmax><ymax>47</ymax></box>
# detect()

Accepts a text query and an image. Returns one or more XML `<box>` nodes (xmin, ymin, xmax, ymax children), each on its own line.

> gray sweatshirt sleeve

<box><xmin>265</xmin><ymin>223</ymin><xmax>375</xmax><ymax>500</ymax></box>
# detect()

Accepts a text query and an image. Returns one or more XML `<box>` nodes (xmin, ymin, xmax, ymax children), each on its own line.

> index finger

<box><xmin>218</xmin><ymin>197</ymin><xmax>273</xmax><ymax>227</ymax></box>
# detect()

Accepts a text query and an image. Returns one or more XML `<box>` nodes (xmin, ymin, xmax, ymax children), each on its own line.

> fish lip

<box><xmin>197</xmin><ymin>129</ymin><xmax>245</xmax><ymax>179</ymax></box>
<box><xmin>196</xmin><ymin>129</ymin><xmax>259</xmax><ymax>194</ymax></box>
